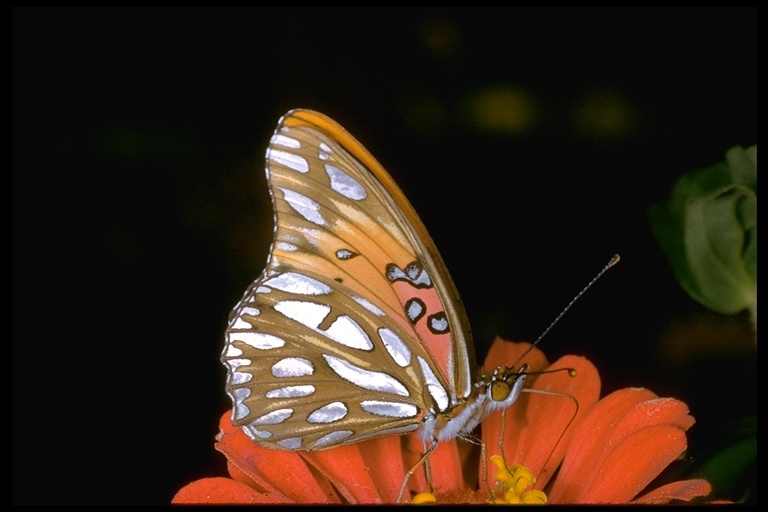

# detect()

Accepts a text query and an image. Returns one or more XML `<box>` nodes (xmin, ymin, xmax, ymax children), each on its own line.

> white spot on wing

<box><xmin>223</xmin><ymin>343</ymin><xmax>243</xmax><ymax>357</ymax></box>
<box><xmin>418</xmin><ymin>356</ymin><xmax>449</xmax><ymax>411</ymax></box>
<box><xmin>253</xmin><ymin>408</ymin><xmax>293</xmax><ymax>425</ymax></box>
<box><xmin>231</xmin><ymin>388</ymin><xmax>250</xmax><ymax>421</ymax></box>
<box><xmin>325</xmin><ymin>164</ymin><xmax>367</xmax><ymax>200</ymax></box>
<box><xmin>266</xmin><ymin>385</ymin><xmax>315</xmax><ymax>398</ymax></box>
<box><xmin>242</xmin><ymin>425</ymin><xmax>272</xmax><ymax>440</ymax></box>
<box><xmin>323</xmin><ymin>354</ymin><xmax>409</xmax><ymax>396</ymax></box>
<box><xmin>274</xmin><ymin>301</ymin><xmax>330</xmax><ymax>329</ymax></box>
<box><xmin>312</xmin><ymin>430</ymin><xmax>354</xmax><ymax>449</ymax></box>
<box><xmin>379</xmin><ymin>328</ymin><xmax>411</xmax><ymax>367</ymax></box>
<box><xmin>277</xmin><ymin>437</ymin><xmax>302</xmax><ymax>449</ymax></box>
<box><xmin>264</xmin><ymin>272</ymin><xmax>332</xmax><ymax>295</ymax></box>
<box><xmin>307</xmin><ymin>402</ymin><xmax>348</xmax><ymax>423</ymax></box>
<box><xmin>277</xmin><ymin>187</ymin><xmax>325</xmax><ymax>225</ymax></box>
<box><xmin>225</xmin><ymin>358</ymin><xmax>253</xmax><ymax>385</ymax></box>
<box><xmin>268</xmin><ymin>149</ymin><xmax>309</xmax><ymax>173</ymax></box>
<box><xmin>271</xmin><ymin>134</ymin><xmax>301</xmax><ymax>148</ymax></box>
<box><xmin>360</xmin><ymin>400</ymin><xmax>418</xmax><ymax>418</ymax></box>
<box><xmin>325</xmin><ymin>315</ymin><xmax>373</xmax><ymax>350</ymax></box>
<box><xmin>352</xmin><ymin>295</ymin><xmax>385</xmax><ymax>316</ymax></box>
<box><xmin>228</xmin><ymin>331</ymin><xmax>286</xmax><ymax>350</ymax></box>
<box><xmin>272</xmin><ymin>357</ymin><xmax>315</xmax><ymax>377</ymax></box>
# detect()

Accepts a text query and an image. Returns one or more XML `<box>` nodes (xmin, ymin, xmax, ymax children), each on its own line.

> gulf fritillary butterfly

<box><xmin>220</xmin><ymin>109</ymin><xmax>544</xmax><ymax>500</ymax></box>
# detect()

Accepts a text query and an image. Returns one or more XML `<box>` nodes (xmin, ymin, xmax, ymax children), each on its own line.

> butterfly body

<box><xmin>221</xmin><ymin>110</ymin><xmax>527</xmax><ymax>460</ymax></box>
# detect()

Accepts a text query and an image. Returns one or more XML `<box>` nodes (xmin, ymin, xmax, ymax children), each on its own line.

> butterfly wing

<box><xmin>221</xmin><ymin>109</ymin><xmax>474</xmax><ymax>450</ymax></box>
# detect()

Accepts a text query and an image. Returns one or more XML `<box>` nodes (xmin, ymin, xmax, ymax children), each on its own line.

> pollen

<box><xmin>490</xmin><ymin>455</ymin><xmax>547</xmax><ymax>504</ymax></box>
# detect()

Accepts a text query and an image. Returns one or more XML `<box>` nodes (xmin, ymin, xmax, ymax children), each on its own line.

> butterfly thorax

<box><xmin>419</xmin><ymin>364</ymin><xmax>528</xmax><ymax>444</ymax></box>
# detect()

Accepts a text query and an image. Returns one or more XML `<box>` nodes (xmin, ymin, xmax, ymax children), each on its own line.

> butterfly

<box><xmin>221</xmin><ymin>109</ymin><xmax>532</xmax><ymax>500</ymax></box>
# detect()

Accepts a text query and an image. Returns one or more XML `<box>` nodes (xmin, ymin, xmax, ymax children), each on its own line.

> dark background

<box><xmin>13</xmin><ymin>7</ymin><xmax>755</xmax><ymax>505</ymax></box>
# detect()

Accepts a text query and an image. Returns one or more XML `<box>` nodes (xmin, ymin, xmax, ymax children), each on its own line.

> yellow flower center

<box><xmin>490</xmin><ymin>455</ymin><xmax>547</xmax><ymax>504</ymax></box>
<box><xmin>409</xmin><ymin>456</ymin><xmax>547</xmax><ymax>504</ymax></box>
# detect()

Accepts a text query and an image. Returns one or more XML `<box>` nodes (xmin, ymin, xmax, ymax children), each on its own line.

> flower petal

<box><xmin>215</xmin><ymin>411</ymin><xmax>339</xmax><ymax>503</ymax></box>
<box><xmin>526</xmin><ymin>355</ymin><xmax>601</xmax><ymax>488</ymax></box>
<box><xmin>577</xmin><ymin>425</ymin><xmax>689</xmax><ymax>503</ymax></box>
<box><xmin>548</xmin><ymin>387</ymin><xmax>657</xmax><ymax>502</ymax></box>
<box><xmin>171</xmin><ymin>476</ymin><xmax>290</xmax><ymax>504</ymax></box>
<box><xmin>549</xmin><ymin>389</ymin><xmax>696</xmax><ymax>503</ymax></box>
<box><xmin>303</xmin><ymin>439</ymin><xmax>389</xmax><ymax>503</ymax></box>
<box><xmin>402</xmin><ymin>432</ymin><xmax>466</xmax><ymax>500</ymax></box>
<box><xmin>481</xmin><ymin>338</ymin><xmax>549</xmax><ymax>375</ymax></box>
<box><xmin>632</xmin><ymin>479</ymin><xmax>712</xmax><ymax>504</ymax></box>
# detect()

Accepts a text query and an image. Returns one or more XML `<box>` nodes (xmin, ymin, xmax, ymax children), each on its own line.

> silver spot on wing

<box><xmin>252</xmin><ymin>408</ymin><xmax>293</xmax><ymax>425</ymax></box>
<box><xmin>274</xmin><ymin>301</ymin><xmax>330</xmax><ymax>329</ymax></box>
<box><xmin>277</xmin><ymin>437</ymin><xmax>303</xmax><ymax>449</ymax></box>
<box><xmin>312</xmin><ymin>430</ymin><xmax>354</xmax><ymax>449</ymax></box>
<box><xmin>268</xmin><ymin>149</ymin><xmax>309</xmax><ymax>173</ymax></box>
<box><xmin>265</xmin><ymin>385</ymin><xmax>315</xmax><ymax>398</ymax></box>
<box><xmin>271</xmin><ymin>357</ymin><xmax>314</xmax><ymax>377</ymax></box>
<box><xmin>277</xmin><ymin>187</ymin><xmax>325</xmax><ymax>225</ymax></box>
<box><xmin>307</xmin><ymin>402</ymin><xmax>348</xmax><ymax>423</ymax></box>
<box><xmin>264</xmin><ymin>272</ymin><xmax>332</xmax><ymax>295</ymax></box>
<box><xmin>360</xmin><ymin>400</ymin><xmax>418</xmax><ymax>418</ymax></box>
<box><xmin>325</xmin><ymin>315</ymin><xmax>373</xmax><ymax>350</ymax></box>
<box><xmin>325</xmin><ymin>164</ymin><xmax>367</xmax><ymax>200</ymax></box>
<box><xmin>227</xmin><ymin>331</ymin><xmax>286</xmax><ymax>350</ymax></box>
<box><xmin>226</xmin><ymin>358</ymin><xmax>253</xmax><ymax>385</ymax></box>
<box><xmin>270</xmin><ymin>134</ymin><xmax>301</xmax><ymax>148</ymax></box>
<box><xmin>352</xmin><ymin>295</ymin><xmax>385</xmax><ymax>316</ymax></box>
<box><xmin>418</xmin><ymin>356</ymin><xmax>450</xmax><ymax>412</ymax></box>
<box><xmin>323</xmin><ymin>354</ymin><xmax>409</xmax><ymax>396</ymax></box>
<box><xmin>242</xmin><ymin>425</ymin><xmax>272</xmax><ymax>440</ymax></box>
<box><xmin>231</xmin><ymin>387</ymin><xmax>251</xmax><ymax>421</ymax></box>
<box><xmin>378</xmin><ymin>327</ymin><xmax>411</xmax><ymax>367</ymax></box>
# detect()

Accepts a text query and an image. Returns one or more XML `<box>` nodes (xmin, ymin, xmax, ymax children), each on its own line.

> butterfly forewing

<box><xmin>222</xmin><ymin>110</ymin><xmax>475</xmax><ymax>450</ymax></box>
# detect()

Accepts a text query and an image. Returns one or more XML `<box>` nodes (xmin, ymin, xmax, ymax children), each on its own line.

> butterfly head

<box><xmin>482</xmin><ymin>364</ymin><xmax>529</xmax><ymax>414</ymax></box>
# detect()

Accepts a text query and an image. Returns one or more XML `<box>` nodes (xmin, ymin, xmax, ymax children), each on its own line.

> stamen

<box><xmin>490</xmin><ymin>455</ymin><xmax>547</xmax><ymax>504</ymax></box>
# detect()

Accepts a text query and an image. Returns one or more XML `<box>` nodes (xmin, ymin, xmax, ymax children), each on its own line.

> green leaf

<box><xmin>649</xmin><ymin>146</ymin><xmax>756</xmax><ymax>326</ymax></box>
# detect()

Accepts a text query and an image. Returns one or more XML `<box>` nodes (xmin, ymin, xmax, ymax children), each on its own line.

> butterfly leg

<box><xmin>397</xmin><ymin>439</ymin><xmax>438</xmax><ymax>503</ymax></box>
<box><xmin>459</xmin><ymin>433</ymin><xmax>492</xmax><ymax>498</ymax></box>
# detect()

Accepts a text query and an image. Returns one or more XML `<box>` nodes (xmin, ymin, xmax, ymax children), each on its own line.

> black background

<box><xmin>13</xmin><ymin>7</ymin><xmax>756</xmax><ymax>505</ymax></box>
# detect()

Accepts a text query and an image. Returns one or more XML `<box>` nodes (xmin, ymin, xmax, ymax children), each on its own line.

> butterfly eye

<box><xmin>489</xmin><ymin>379</ymin><xmax>512</xmax><ymax>402</ymax></box>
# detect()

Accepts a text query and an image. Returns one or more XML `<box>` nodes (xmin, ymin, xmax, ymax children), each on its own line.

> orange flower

<box><xmin>173</xmin><ymin>338</ymin><xmax>711</xmax><ymax>504</ymax></box>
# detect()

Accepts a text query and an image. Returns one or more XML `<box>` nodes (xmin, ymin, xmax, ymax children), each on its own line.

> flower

<box><xmin>173</xmin><ymin>338</ymin><xmax>711</xmax><ymax>504</ymax></box>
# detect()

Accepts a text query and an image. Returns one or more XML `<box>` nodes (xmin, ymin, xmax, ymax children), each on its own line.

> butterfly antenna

<box><xmin>514</xmin><ymin>254</ymin><xmax>620</xmax><ymax>365</ymax></box>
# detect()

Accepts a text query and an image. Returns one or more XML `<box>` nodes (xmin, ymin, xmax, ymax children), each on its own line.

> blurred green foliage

<box><xmin>649</xmin><ymin>145</ymin><xmax>757</xmax><ymax>333</ymax></box>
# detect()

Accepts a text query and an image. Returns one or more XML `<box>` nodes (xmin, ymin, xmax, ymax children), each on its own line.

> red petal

<box><xmin>524</xmin><ymin>355</ymin><xmax>601</xmax><ymax>489</ymax></box>
<box><xmin>171</xmin><ymin>477</ymin><xmax>291</xmax><ymax>504</ymax></box>
<box><xmin>481</xmin><ymin>338</ymin><xmax>550</xmax><ymax>374</ymax></box>
<box><xmin>577</xmin><ymin>425</ymin><xmax>689</xmax><ymax>503</ymax></box>
<box><xmin>549</xmin><ymin>389</ymin><xmax>695</xmax><ymax>503</ymax></box>
<box><xmin>303</xmin><ymin>440</ymin><xmax>386</xmax><ymax>503</ymax></box>
<box><xmin>425</xmin><ymin>438</ymin><xmax>466</xmax><ymax>494</ymax></box>
<box><xmin>632</xmin><ymin>479</ymin><xmax>712</xmax><ymax>504</ymax></box>
<box><xmin>402</xmin><ymin>432</ymin><xmax>466</xmax><ymax>500</ymax></box>
<box><xmin>548</xmin><ymin>387</ymin><xmax>657</xmax><ymax>502</ymax></box>
<box><xmin>215</xmin><ymin>411</ymin><xmax>339</xmax><ymax>503</ymax></box>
